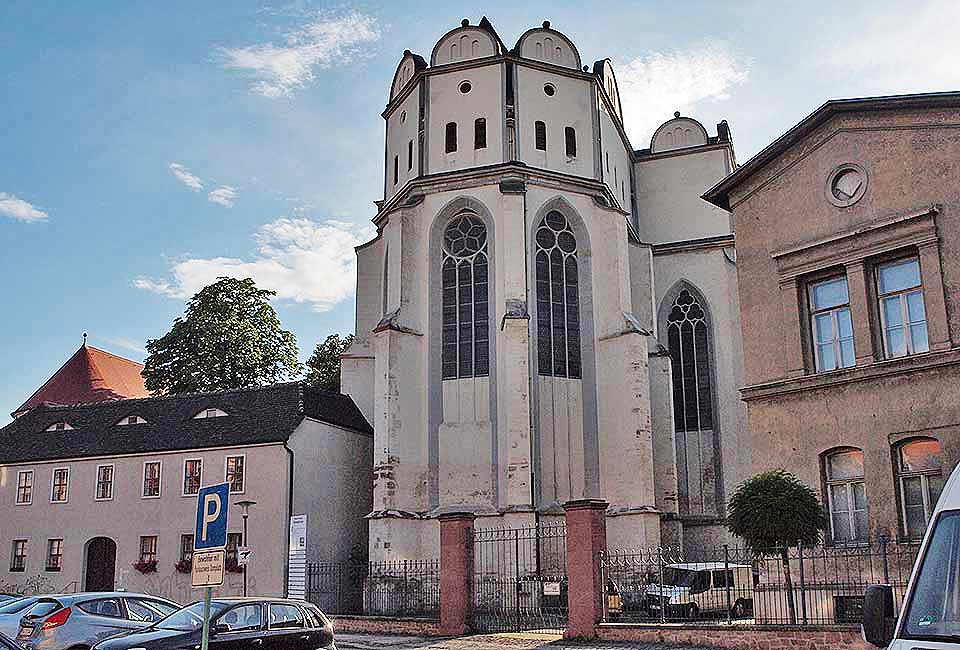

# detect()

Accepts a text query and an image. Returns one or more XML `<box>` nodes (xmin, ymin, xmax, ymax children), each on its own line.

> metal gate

<box><xmin>471</xmin><ymin>522</ymin><xmax>567</xmax><ymax>633</ymax></box>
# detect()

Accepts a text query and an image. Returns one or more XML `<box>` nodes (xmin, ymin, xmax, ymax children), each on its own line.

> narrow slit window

<box><xmin>474</xmin><ymin>118</ymin><xmax>487</xmax><ymax>150</ymax></box>
<box><xmin>564</xmin><ymin>127</ymin><xmax>576</xmax><ymax>157</ymax></box>
<box><xmin>393</xmin><ymin>155</ymin><xmax>398</xmax><ymax>185</ymax></box>
<box><xmin>408</xmin><ymin>140</ymin><xmax>413</xmax><ymax>170</ymax></box>
<box><xmin>445</xmin><ymin>122</ymin><xmax>457</xmax><ymax>153</ymax></box>
<box><xmin>535</xmin><ymin>121</ymin><xmax>547</xmax><ymax>151</ymax></box>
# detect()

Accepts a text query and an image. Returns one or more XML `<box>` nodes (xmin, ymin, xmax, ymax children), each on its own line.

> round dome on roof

<box><xmin>514</xmin><ymin>24</ymin><xmax>581</xmax><ymax>70</ymax></box>
<box><xmin>431</xmin><ymin>22</ymin><xmax>499</xmax><ymax>66</ymax></box>
<box><xmin>650</xmin><ymin>114</ymin><xmax>709</xmax><ymax>153</ymax></box>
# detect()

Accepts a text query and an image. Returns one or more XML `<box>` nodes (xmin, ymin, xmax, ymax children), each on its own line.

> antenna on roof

<box><xmin>82</xmin><ymin>332</ymin><xmax>88</xmax><ymax>347</ymax></box>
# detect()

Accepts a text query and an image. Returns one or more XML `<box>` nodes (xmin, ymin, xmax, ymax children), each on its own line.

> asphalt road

<box><xmin>336</xmin><ymin>632</ymin><xmax>718</xmax><ymax>650</ymax></box>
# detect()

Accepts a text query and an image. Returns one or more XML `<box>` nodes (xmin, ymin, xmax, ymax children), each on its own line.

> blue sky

<box><xmin>2</xmin><ymin>0</ymin><xmax>957</xmax><ymax>422</ymax></box>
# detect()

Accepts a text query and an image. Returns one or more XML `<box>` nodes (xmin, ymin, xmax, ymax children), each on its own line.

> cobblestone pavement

<box><xmin>336</xmin><ymin>632</ymin><xmax>717</xmax><ymax>650</ymax></box>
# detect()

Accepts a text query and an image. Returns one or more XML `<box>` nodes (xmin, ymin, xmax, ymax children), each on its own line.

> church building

<box><xmin>341</xmin><ymin>17</ymin><xmax>749</xmax><ymax>559</ymax></box>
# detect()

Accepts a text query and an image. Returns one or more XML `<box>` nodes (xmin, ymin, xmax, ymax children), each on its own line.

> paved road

<box><xmin>336</xmin><ymin>632</ymin><xmax>718</xmax><ymax>650</ymax></box>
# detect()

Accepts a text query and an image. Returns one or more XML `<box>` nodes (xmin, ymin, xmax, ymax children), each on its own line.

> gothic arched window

<box><xmin>536</xmin><ymin>211</ymin><xmax>581</xmax><ymax>378</ymax></box>
<box><xmin>666</xmin><ymin>289</ymin><xmax>714</xmax><ymax>433</ymax></box>
<box><xmin>441</xmin><ymin>214</ymin><xmax>489</xmax><ymax>379</ymax></box>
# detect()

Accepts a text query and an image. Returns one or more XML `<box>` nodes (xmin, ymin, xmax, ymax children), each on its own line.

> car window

<box><xmin>157</xmin><ymin>602</ymin><xmax>230</xmax><ymax>631</ymax></box>
<box><xmin>217</xmin><ymin>604</ymin><xmax>262</xmax><ymax>632</ymax></box>
<box><xmin>301</xmin><ymin>603</ymin><xmax>328</xmax><ymax>628</ymax></box>
<box><xmin>78</xmin><ymin>598</ymin><xmax>124</xmax><ymax>618</ymax></box>
<box><xmin>269</xmin><ymin>603</ymin><xmax>304</xmax><ymax>629</ymax></box>
<box><xmin>24</xmin><ymin>600</ymin><xmax>62</xmax><ymax>618</ymax></box>
<box><xmin>0</xmin><ymin>598</ymin><xmax>34</xmax><ymax>614</ymax></box>
<box><xmin>125</xmin><ymin>599</ymin><xmax>177</xmax><ymax>622</ymax></box>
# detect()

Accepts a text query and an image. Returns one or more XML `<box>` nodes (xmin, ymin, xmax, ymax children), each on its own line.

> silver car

<box><xmin>15</xmin><ymin>593</ymin><xmax>179</xmax><ymax>650</ymax></box>
<box><xmin>0</xmin><ymin>597</ymin><xmax>46</xmax><ymax>638</ymax></box>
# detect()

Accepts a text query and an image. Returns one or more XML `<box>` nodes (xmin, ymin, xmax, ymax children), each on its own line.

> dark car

<box><xmin>92</xmin><ymin>598</ymin><xmax>335</xmax><ymax>650</ymax></box>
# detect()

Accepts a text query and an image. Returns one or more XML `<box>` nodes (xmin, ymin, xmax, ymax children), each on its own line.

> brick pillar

<box><xmin>439</xmin><ymin>512</ymin><xmax>475</xmax><ymax>636</ymax></box>
<box><xmin>563</xmin><ymin>499</ymin><xmax>608</xmax><ymax>639</ymax></box>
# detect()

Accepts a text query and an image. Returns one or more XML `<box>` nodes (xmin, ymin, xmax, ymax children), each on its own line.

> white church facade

<box><xmin>341</xmin><ymin>17</ymin><xmax>749</xmax><ymax>559</ymax></box>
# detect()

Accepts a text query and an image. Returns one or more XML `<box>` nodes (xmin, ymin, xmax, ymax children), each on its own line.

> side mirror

<box><xmin>862</xmin><ymin>584</ymin><xmax>895</xmax><ymax>648</ymax></box>
<box><xmin>212</xmin><ymin>623</ymin><xmax>230</xmax><ymax>636</ymax></box>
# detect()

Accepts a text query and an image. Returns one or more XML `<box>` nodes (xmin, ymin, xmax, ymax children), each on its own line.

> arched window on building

<box><xmin>474</xmin><ymin>118</ymin><xmax>487</xmax><ymax>150</ymax></box>
<box><xmin>535</xmin><ymin>121</ymin><xmax>547</xmax><ymax>151</ymax></box>
<box><xmin>824</xmin><ymin>448</ymin><xmax>868</xmax><ymax>544</ymax></box>
<box><xmin>666</xmin><ymin>289</ymin><xmax>713</xmax><ymax>435</ymax></box>
<box><xmin>441</xmin><ymin>214</ymin><xmax>489</xmax><ymax>379</ymax></box>
<box><xmin>407</xmin><ymin>140</ymin><xmax>413</xmax><ymax>170</ymax></box>
<box><xmin>445</xmin><ymin>122</ymin><xmax>458</xmax><ymax>153</ymax></box>
<box><xmin>896</xmin><ymin>438</ymin><xmax>943</xmax><ymax>539</ymax></box>
<box><xmin>535</xmin><ymin>211</ymin><xmax>580</xmax><ymax>378</ymax></box>
<box><xmin>564</xmin><ymin>127</ymin><xmax>576</xmax><ymax>157</ymax></box>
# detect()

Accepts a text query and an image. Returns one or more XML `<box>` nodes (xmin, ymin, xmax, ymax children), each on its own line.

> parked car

<box><xmin>642</xmin><ymin>562</ymin><xmax>756</xmax><ymax>620</ymax></box>
<box><xmin>91</xmin><ymin>598</ymin><xmax>335</xmax><ymax>650</ymax></box>
<box><xmin>15</xmin><ymin>593</ymin><xmax>179</xmax><ymax>650</ymax></box>
<box><xmin>0</xmin><ymin>597</ymin><xmax>46</xmax><ymax>638</ymax></box>
<box><xmin>0</xmin><ymin>597</ymin><xmax>17</xmax><ymax>604</ymax></box>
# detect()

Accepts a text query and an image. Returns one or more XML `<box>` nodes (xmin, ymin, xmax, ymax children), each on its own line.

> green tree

<box><xmin>305</xmin><ymin>333</ymin><xmax>355</xmax><ymax>392</ymax></box>
<box><xmin>726</xmin><ymin>469</ymin><xmax>827</xmax><ymax>624</ymax></box>
<box><xmin>143</xmin><ymin>277</ymin><xmax>302</xmax><ymax>394</ymax></box>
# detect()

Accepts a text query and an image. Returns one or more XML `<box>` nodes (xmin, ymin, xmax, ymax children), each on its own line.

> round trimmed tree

<box><xmin>726</xmin><ymin>469</ymin><xmax>827</xmax><ymax>624</ymax></box>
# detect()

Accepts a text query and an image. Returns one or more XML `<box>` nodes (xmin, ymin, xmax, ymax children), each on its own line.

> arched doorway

<box><xmin>84</xmin><ymin>537</ymin><xmax>116</xmax><ymax>591</ymax></box>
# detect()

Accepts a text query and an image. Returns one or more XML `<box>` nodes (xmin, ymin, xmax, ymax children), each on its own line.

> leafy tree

<box><xmin>726</xmin><ymin>469</ymin><xmax>827</xmax><ymax>624</ymax></box>
<box><xmin>305</xmin><ymin>333</ymin><xmax>355</xmax><ymax>392</ymax></box>
<box><xmin>143</xmin><ymin>277</ymin><xmax>302</xmax><ymax>394</ymax></box>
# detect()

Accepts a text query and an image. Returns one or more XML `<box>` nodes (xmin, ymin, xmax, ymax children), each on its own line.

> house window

<box><xmin>474</xmin><ymin>118</ymin><xmax>487</xmax><ymax>150</ymax></box>
<box><xmin>809</xmin><ymin>276</ymin><xmax>855</xmax><ymax>372</ymax></box>
<box><xmin>143</xmin><ymin>461</ymin><xmax>161</xmax><ymax>498</ymax></box>
<box><xmin>46</xmin><ymin>539</ymin><xmax>63</xmax><ymax>571</ymax></box>
<box><xmin>666</xmin><ymin>289</ymin><xmax>714</xmax><ymax>433</ymax></box>
<box><xmin>180</xmin><ymin>534</ymin><xmax>194</xmax><ymax>563</ymax></box>
<box><xmin>825</xmin><ymin>449</ymin><xmax>868</xmax><ymax>544</ymax></box>
<box><xmin>50</xmin><ymin>468</ymin><xmax>69</xmax><ymax>503</ymax></box>
<box><xmin>408</xmin><ymin>139</ymin><xmax>413</xmax><ymax>170</ymax></box>
<box><xmin>564</xmin><ymin>126</ymin><xmax>576</xmax><ymax>157</ymax></box>
<box><xmin>535</xmin><ymin>210</ymin><xmax>581</xmax><ymax>378</ymax></box>
<box><xmin>445</xmin><ymin>122</ymin><xmax>457</xmax><ymax>153</ymax></box>
<box><xmin>226</xmin><ymin>532</ymin><xmax>243</xmax><ymax>565</ymax></box>
<box><xmin>16</xmin><ymin>470</ymin><xmax>33</xmax><ymax>505</ymax></box>
<box><xmin>45</xmin><ymin>421</ymin><xmax>74</xmax><ymax>432</ymax></box>
<box><xmin>441</xmin><ymin>214</ymin><xmax>489</xmax><ymax>380</ymax></box>
<box><xmin>10</xmin><ymin>540</ymin><xmax>27</xmax><ymax>572</ymax></box>
<box><xmin>117</xmin><ymin>415</ymin><xmax>147</xmax><ymax>426</ymax></box>
<box><xmin>194</xmin><ymin>408</ymin><xmax>227</xmax><ymax>419</ymax></box>
<box><xmin>139</xmin><ymin>536</ymin><xmax>158</xmax><ymax>563</ymax></box>
<box><xmin>226</xmin><ymin>455</ymin><xmax>245</xmax><ymax>493</ymax></box>
<box><xmin>897</xmin><ymin>438</ymin><xmax>944</xmax><ymax>539</ymax></box>
<box><xmin>95</xmin><ymin>465</ymin><xmax>114</xmax><ymax>501</ymax></box>
<box><xmin>183</xmin><ymin>459</ymin><xmax>202</xmax><ymax>496</ymax></box>
<box><xmin>877</xmin><ymin>257</ymin><xmax>929</xmax><ymax>358</ymax></box>
<box><xmin>393</xmin><ymin>155</ymin><xmax>399</xmax><ymax>185</ymax></box>
<box><xmin>535</xmin><ymin>121</ymin><xmax>547</xmax><ymax>151</ymax></box>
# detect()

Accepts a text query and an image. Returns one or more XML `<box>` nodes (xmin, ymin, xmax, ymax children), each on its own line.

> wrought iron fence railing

<box><xmin>305</xmin><ymin>559</ymin><xmax>440</xmax><ymax>619</ymax></box>
<box><xmin>600</xmin><ymin>539</ymin><xmax>920</xmax><ymax>626</ymax></box>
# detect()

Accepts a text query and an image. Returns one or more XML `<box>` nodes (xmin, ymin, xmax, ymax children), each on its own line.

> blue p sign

<box><xmin>194</xmin><ymin>483</ymin><xmax>230</xmax><ymax>550</ymax></box>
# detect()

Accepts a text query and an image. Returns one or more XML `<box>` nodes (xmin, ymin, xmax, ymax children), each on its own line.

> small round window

<box><xmin>826</xmin><ymin>163</ymin><xmax>868</xmax><ymax>207</ymax></box>
<box><xmin>459</xmin><ymin>81</ymin><xmax>472</xmax><ymax>94</ymax></box>
<box><xmin>543</xmin><ymin>84</ymin><xmax>556</xmax><ymax>97</ymax></box>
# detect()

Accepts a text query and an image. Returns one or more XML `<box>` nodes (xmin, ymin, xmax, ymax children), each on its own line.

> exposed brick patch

<box><xmin>597</xmin><ymin>623</ymin><xmax>871</xmax><ymax>649</ymax></box>
<box><xmin>331</xmin><ymin>615</ymin><xmax>442</xmax><ymax>636</ymax></box>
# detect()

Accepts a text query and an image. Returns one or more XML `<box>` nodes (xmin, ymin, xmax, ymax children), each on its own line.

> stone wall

<box><xmin>330</xmin><ymin>615</ymin><xmax>442</xmax><ymax>636</ymax></box>
<box><xmin>597</xmin><ymin>623</ymin><xmax>871</xmax><ymax>649</ymax></box>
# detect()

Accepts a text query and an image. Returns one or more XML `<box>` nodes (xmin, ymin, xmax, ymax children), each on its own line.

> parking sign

<box><xmin>194</xmin><ymin>483</ymin><xmax>230</xmax><ymax>550</ymax></box>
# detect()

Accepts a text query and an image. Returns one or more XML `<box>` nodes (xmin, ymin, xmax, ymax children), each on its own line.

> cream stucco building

<box><xmin>341</xmin><ymin>17</ymin><xmax>749</xmax><ymax>560</ymax></box>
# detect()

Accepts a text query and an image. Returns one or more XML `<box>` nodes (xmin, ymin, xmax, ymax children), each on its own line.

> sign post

<box><xmin>192</xmin><ymin>483</ymin><xmax>229</xmax><ymax>650</ymax></box>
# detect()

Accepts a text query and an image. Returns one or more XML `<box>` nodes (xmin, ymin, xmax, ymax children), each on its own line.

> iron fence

<box><xmin>600</xmin><ymin>539</ymin><xmax>920</xmax><ymax>626</ymax></box>
<box><xmin>471</xmin><ymin>521</ymin><xmax>567</xmax><ymax>633</ymax></box>
<box><xmin>305</xmin><ymin>559</ymin><xmax>440</xmax><ymax>619</ymax></box>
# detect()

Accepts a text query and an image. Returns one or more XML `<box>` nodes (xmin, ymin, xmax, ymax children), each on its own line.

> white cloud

<box><xmin>102</xmin><ymin>337</ymin><xmax>147</xmax><ymax>357</ymax></box>
<box><xmin>169</xmin><ymin>163</ymin><xmax>204</xmax><ymax>191</ymax></box>
<box><xmin>207</xmin><ymin>185</ymin><xmax>237</xmax><ymax>207</ymax></box>
<box><xmin>617</xmin><ymin>41</ymin><xmax>750</xmax><ymax>147</ymax></box>
<box><xmin>216</xmin><ymin>10</ymin><xmax>380</xmax><ymax>98</ymax></box>
<box><xmin>135</xmin><ymin>217</ymin><xmax>373</xmax><ymax>312</ymax></box>
<box><xmin>0</xmin><ymin>192</ymin><xmax>49</xmax><ymax>223</ymax></box>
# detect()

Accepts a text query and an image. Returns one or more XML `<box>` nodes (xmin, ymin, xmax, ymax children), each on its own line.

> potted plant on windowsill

<box><xmin>174</xmin><ymin>559</ymin><xmax>192</xmax><ymax>574</ymax></box>
<box><xmin>132</xmin><ymin>559</ymin><xmax>158</xmax><ymax>575</ymax></box>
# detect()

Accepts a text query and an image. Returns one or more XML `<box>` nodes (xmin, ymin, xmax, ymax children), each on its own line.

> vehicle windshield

<box><xmin>155</xmin><ymin>602</ymin><xmax>230</xmax><ymax>631</ymax></box>
<box><xmin>902</xmin><ymin>510</ymin><xmax>960</xmax><ymax>641</ymax></box>
<box><xmin>661</xmin><ymin>568</ymin><xmax>698</xmax><ymax>587</ymax></box>
<box><xmin>0</xmin><ymin>598</ymin><xmax>33</xmax><ymax>614</ymax></box>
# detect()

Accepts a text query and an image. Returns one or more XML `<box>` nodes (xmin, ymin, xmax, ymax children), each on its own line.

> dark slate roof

<box><xmin>0</xmin><ymin>382</ymin><xmax>372</xmax><ymax>465</ymax></box>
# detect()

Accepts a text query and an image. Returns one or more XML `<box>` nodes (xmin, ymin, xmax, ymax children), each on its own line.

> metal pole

<box><xmin>881</xmin><ymin>535</ymin><xmax>890</xmax><ymax>584</ymax></box>
<box><xmin>515</xmin><ymin>529</ymin><xmax>521</xmax><ymax>629</ymax></box>
<box><xmin>798</xmin><ymin>542</ymin><xmax>807</xmax><ymax>625</ymax></box>
<box><xmin>658</xmin><ymin>548</ymin><xmax>666</xmax><ymax>624</ymax></box>
<box><xmin>724</xmin><ymin>545</ymin><xmax>731</xmax><ymax>625</ymax></box>
<box><xmin>200</xmin><ymin>586</ymin><xmax>212</xmax><ymax>650</ymax></box>
<box><xmin>242</xmin><ymin>513</ymin><xmax>249</xmax><ymax>597</ymax></box>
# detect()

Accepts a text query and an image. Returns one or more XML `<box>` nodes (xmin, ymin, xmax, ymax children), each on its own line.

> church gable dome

<box><xmin>650</xmin><ymin>114</ymin><xmax>710</xmax><ymax>153</ymax></box>
<box><xmin>431</xmin><ymin>20</ymin><xmax>499</xmax><ymax>66</ymax></box>
<box><xmin>514</xmin><ymin>21</ymin><xmax>581</xmax><ymax>70</ymax></box>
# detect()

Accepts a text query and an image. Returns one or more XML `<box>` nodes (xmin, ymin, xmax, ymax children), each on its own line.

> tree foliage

<box><xmin>305</xmin><ymin>333</ymin><xmax>355</xmax><ymax>392</ymax></box>
<box><xmin>726</xmin><ymin>469</ymin><xmax>827</xmax><ymax>550</ymax></box>
<box><xmin>143</xmin><ymin>277</ymin><xmax>302</xmax><ymax>395</ymax></box>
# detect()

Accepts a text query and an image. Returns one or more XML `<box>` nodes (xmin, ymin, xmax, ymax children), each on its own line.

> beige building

<box><xmin>704</xmin><ymin>92</ymin><xmax>960</xmax><ymax>544</ymax></box>
<box><xmin>341</xmin><ymin>17</ymin><xmax>749</xmax><ymax>559</ymax></box>
<box><xmin>0</xmin><ymin>373</ymin><xmax>373</xmax><ymax>601</ymax></box>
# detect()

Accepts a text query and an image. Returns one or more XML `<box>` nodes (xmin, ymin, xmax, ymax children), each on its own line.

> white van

<box><xmin>863</xmin><ymin>459</ymin><xmax>960</xmax><ymax>648</ymax></box>
<box><xmin>643</xmin><ymin>562</ymin><xmax>756</xmax><ymax>619</ymax></box>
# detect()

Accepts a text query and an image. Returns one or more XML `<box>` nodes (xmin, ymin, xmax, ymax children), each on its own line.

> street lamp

<box><xmin>235</xmin><ymin>500</ymin><xmax>257</xmax><ymax>597</ymax></box>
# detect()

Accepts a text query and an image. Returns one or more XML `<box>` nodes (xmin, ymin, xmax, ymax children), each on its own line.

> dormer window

<box><xmin>194</xmin><ymin>408</ymin><xmax>228</xmax><ymax>419</ymax></box>
<box><xmin>45</xmin><ymin>422</ymin><xmax>74</xmax><ymax>432</ymax></box>
<box><xmin>117</xmin><ymin>415</ymin><xmax>148</xmax><ymax>426</ymax></box>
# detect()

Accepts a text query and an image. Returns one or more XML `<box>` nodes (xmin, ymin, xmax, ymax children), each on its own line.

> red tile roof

<box><xmin>13</xmin><ymin>344</ymin><xmax>150</xmax><ymax>417</ymax></box>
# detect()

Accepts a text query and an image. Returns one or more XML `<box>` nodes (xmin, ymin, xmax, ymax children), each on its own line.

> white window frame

<box><xmin>94</xmin><ymin>464</ymin><xmax>115</xmax><ymax>501</ymax></box>
<box><xmin>808</xmin><ymin>276</ymin><xmax>855</xmax><ymax>373</ymax></box>
<box><xmin>897</xmin><ymin>440</ymin><xmax>943</xmax><ymax>540</ymax></box>
<box><xmin>824</xmin><ymin>451</ymin><xmax>868</xmax><ymax>545</ymax></box>
<box><xmin>141</xmin><ymin>460</ymin><xmax>162</xmax><ymax>499</ymax></box>
<box><xmin>877</xmin><ymin>257</ymin><xmax>928</xmax><ymax>359</ymax></box>
<box><xmin>225</xmin><ymin>454</ymin><xmax>246</xmax><ymax>494</ymax></box>
<box><xmin>139</xmin><ymin>535</ymin><xmax>158</xmax><ymax>563</ymax></box>
<box><xmin>182</xmin><ymin>458</ymin><xmax>203</xmax><ymax>497</ymax></box>
<box><xmin>50</xmin><ymin>467</ymin><xmax>70</xmax><ymax>504</ymax></box>
<box><xmin>46</xmin><ymin>538</ymin><xmax>63</xmax><ymax>571</ymax></box>
<box><xmin>15</xmin><ymin>469</ymin><xmax>33</xmax><ymax>505</ymax></box>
